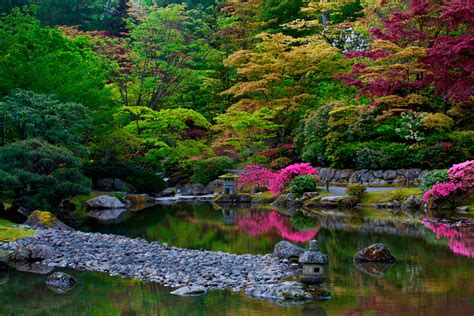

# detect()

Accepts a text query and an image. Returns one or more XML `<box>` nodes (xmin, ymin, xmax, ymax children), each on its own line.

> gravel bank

<box><xmin>0</xmin><ymin>229</ymin><xmax>296</xmax><ymax>296</ymax></box>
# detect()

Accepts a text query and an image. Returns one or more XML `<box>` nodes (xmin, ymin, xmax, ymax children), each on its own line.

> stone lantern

<box><xmin>299</xmin><ymin>240</ymin><xmax>328</xmax><ymax>285</ymax></box>
<box><xmin>219</xmin><ymin>174</ymin><xmax>238</xmax><ymax>194</ymax></box>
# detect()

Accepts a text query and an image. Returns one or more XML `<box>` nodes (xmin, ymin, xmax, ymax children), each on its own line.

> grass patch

<box><xmin>0</xmin><ymin>218</ymin><xmax>36</xmax><ymax>243</ymax></box>
<box><xmin>360</xmin><ymin>187</ymin><xmax>422</xmax><ymax>206</ymax></box>
<box><xmin>252</xmin><ymin>191</ymin><xmax>275</xmax><ymax>203</ymax></box>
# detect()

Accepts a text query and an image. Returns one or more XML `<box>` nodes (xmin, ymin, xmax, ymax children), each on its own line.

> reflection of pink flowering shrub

<box><xmin>269</xmin><ymin>163</ymin><xmax>318</xmax><ymax>194</ymax></box>
<box><xmin>423</xmin><ymin>217</ymin><xmax>474</xmax><ymax>259</ymax></box>
<box><xmin>239</xmin><ymin>163</ymin><xmax>318</xmax><ymax>194</ymax></box>
<box><xmin>423</xmin><ymin>160</ymin><xmax>474</xmax><ymax>204</ymax></box>
<box><xmin>236</xmin><ymin>211</ymin><xmax>319</xmax><ymax>243</ymax></box>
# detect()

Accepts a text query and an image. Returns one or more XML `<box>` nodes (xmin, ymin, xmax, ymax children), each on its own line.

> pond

<box><xmin>1</xmin><ymin>202</ymin><xmax>474</xmax><ymax>315</ymax></box>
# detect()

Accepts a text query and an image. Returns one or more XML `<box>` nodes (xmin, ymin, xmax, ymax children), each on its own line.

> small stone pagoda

<box><xmin>299</xmin><ymin>240</ymin><xmax>329</xmax><ymax>285</ymax></box>
<box><xmin>219</xmin><ymin>174</ymin><xmax>238</xmax><ymax>194</ymax></box>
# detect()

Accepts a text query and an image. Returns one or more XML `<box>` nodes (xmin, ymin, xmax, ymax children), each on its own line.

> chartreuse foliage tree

<box><xmin>115</xmin><ymin>106</ymin><xmax>211</xmax><ymax>146</ymax></box>
<box><xmin>223</xmin><ymin>32</ymin><xmax>344</xmax><ymax>137</ymax></box>
<box><xmin>0</xmin><ymin>8</ymin><xmax>111</xmax><ymax>108</ymax></box>
<box><xmin>0</xmin><ymin>139</ymin><xmax>91</xmax><ymax>211</ymax></box>
<box><xmin>213</xmin><ymin>107</ymin><xmax>280</xmax><ymax>159</ymax></box>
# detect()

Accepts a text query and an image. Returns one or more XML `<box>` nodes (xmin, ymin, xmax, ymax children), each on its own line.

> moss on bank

<box><xmin>0</xmin><ymin>219</ymin><xmax>36</xmax><ymax>243</ymax></box>
<box><xmin>360</xmin><ymin>188</ymin><xmax>422</xmax><ymax>206</ymax></box>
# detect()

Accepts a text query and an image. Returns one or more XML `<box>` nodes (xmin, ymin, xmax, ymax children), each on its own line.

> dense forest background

<box><xmin>0</xmin><ymin>0</ymin><xmax>472</xmax><ymax>210</ymax></box>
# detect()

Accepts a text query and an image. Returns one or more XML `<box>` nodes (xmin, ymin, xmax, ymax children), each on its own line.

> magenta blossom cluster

<box><xmin>423</xmin><ymin>160</ymin><xmax>474</xmax><ymax>203</ymax></box>
<box><xmin>269</xmin><ymin>163</ymin><xmax>318</xmax><ymax>194</ymax></box>
<box><xmin>239</xmin><ymin>163</ymin><xmax>318</xmax><ymax>195</ymax></box>
<box><xmin>238</xmin><ymin>164</ymin><xmax>275</xmax><ymax>189</ymax></box>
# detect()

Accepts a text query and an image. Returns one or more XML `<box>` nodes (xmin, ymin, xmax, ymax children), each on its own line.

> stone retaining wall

<box><xmin>317</xmin><ymin>168</ymin><xmax>427</xmax><ymax>185</ymax></box>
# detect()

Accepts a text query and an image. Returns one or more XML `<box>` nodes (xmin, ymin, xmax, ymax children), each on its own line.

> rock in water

<box><xmin>46</xmin><ymin>272</ymin><xmax>77</xmax><ymax>294</ymax></box>
<box><xmin>10</xmin><ymin>244</ymin><xmax>55</xmax><ymax>274</ymax></box>
<box><xmin>246</xmin><ymin>281</ymin><xmax>318</xmax><ymax>301</ymax></box>
<box><xmin>125</xmin><ymin>194</ymin><xmax>155</xmax><ymax>205</ymax></box>
<box><xmin>24</xmin><ymin>211</ymin><xmax>72</xmax><ymax>231</ymax></box>
<box><xmin>156</xmin><ymin>187</ymin><xmax>176</xmax><ymax>197</ymax></box>
<box><xmin>170</xmin><ymin>286</ymin><xmax>207</xmax><ymax>296</ymax></box>
<box><xmin>11</xmin><ymin>244</ymin><xmax>54</xmax><ymax>263</ymax></box>
<box><xmin>85</xmin><ymin>195</ymin><xmax>127</xmax><ymax>209</ymax></box>
<box><xmin>0</xmin><ymin>252</ymin><xmax>8</xmax><ymax>272</ymax></box>
<box><xmin>273</xmin><ymin>241</ymin><xmax>306</xmax><ymax>260</ymax></box>
<box><xmin>353</xmin><ymin>243</ymin><xmax>396</xmax><ymax>263</ymax></box>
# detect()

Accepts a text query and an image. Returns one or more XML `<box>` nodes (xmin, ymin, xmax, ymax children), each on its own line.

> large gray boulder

<box><xmin>273</xmin><ymin>241</ymin><xmax>306</xmax><ymax>260</ymax></box>
<box><xmin>180</xmin><ymin>183</ymin><xmax>209</xmax><ymax>196</ymax></box>
<box><xmin>170</xmin><ymin>286</ymin><xmax>207</xmax><ymax>296</ymax></box>
<box><xmin>46</xmin><ymin>272</ymin><xmax>77</xmax><ymax>294</ymax></box>
<box><xmin>10</xmin><ymin>244</ymin><xmax>54</xmax><ymax>263</ymax></box>
<box><xmin>382</xmin><ymin>170</ymin><xmax>398</xmax><ymax>181</ymax></box>
<box><xmin>86</xmin><ymin>195</ymin><xmax>127</xmax><ymax>209</ymax></box>
<box><xmin>9</xmin><ymin>244</ymin><xmax>55</xmax><ymax>274</ymax></box>
<box><xmin>206</xmin><ymin>179</ymin><xmax>224</xmax><ymax>194</ymax></box>
<box><xmin>353</xmin><ymin>243</ymin><xmax>396</xmax><ymax>263</ymax></box>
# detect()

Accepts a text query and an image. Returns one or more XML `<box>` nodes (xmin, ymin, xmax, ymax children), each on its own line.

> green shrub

<box><xmin>287</xmin><ymin>174</ymin><xmax>319</xmax><ymax>198</ymax></box>
<box><xmin>419</xmin><ymin>169</ymin><xmax>449</xmax><ymax>192</ymax></box>
<box><xmin>378</xmin><ymin>143</ymin><xmax>413</xmax><ymax>169</ymax></box>
<box><xmin>247</xmin><ymin>154</ymin><xmax>269</xmax><ymax>165</ymax></box>
<box><xmin>190</xmin><ymin>156</ymin><xmax>234</xmax><ymax>185</ymax></box>
<box><xmin>270</xmin><ymin>157</ymin><xmax>292</xmax><ymax>170</ymax></box>
<box><xmin>125</xmin><ymin>170</ymin><xmax>166</xmax><ymax>194</ymax></box>
<box><xmin>356</xmin><ymin>148</ymin><xmax>384</xmax><ymax>169</ymax></box>
<box><xmin>415</xmin><ymin>144</ymin><xmax>465</xmax><ymax>169</ymax></box>
<box><xmin>83</xmin><ymin>161</ymin><xmax>166</xmax><ymax>194</ymax></box>
<box><xmin>346</xmin><ymin>183</ymin><xmax>366</xmax><ymax>199</ymax></box>
<box><xmin>0</xmin><ymin>139</ymin><xmax>91</xmax><ymax>211</ymax></box>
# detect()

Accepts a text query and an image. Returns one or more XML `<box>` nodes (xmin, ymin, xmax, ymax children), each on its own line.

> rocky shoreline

<box><xmin>0</xmin><ymin>229</ymin><xmax>311</xmax><ymax>301</ymax></box>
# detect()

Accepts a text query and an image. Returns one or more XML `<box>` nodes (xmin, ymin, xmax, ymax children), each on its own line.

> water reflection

<box><xmin>423</xmin><ymin>217</ymin><xmax>474</xmax><ymax>259</ymax></box>
<box><xmin>2</xmin><ymin>202</ymin><xmax>473</xmax><ymax>315</ymax></box>
<box><xmin>353</xmin><ymin>261</ymin><xmax>394</xmax><ymax>278</ymax></box>
<box><xmin>236</xmin><ymin>211</ymin><xmax>319</xmax><ymax>243</ymax></box>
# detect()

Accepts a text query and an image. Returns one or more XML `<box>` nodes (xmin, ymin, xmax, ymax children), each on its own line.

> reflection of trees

<box><xmin>0</xmin><ymin>269</ymin><xmax>299</xmax><ymax>315</ymax></box>
<box><xmin>236</xmin><ymin>210</ymin><xmax>319</xmax><ymax>243</ymax></box>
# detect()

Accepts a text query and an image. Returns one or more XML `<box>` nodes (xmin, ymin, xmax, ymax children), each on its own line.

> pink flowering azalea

<box><xmin>239</xmin><ymin>163</ymin><xmax>318</xmax><ymax>195</ymax></box>
<box><xmin>423</xmin><ymin>160</ymin><xmax>474</xmax><ymax>204</ymax></box>
<box><xmin>238</xmin><ymin>164</ymin><xmax>275</xmax><ymax>189</ymax></box>
<box><xmin>269</xmin><ymin>163</ymin><xmax>318</xmax><ymax>194</ymax></box>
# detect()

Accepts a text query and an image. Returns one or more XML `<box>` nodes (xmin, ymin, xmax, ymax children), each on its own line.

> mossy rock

<box><xmin>213</xmin><ymin>193</ymin><xmax>252</xmax><ymax>205</ymax></box>
<box><xmin>24</xmin><ymin>211</ymin><xmax>72</xmax><ymax>231</ymax></box>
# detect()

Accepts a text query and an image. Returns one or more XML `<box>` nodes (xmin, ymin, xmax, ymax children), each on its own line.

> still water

<box><xmin>1</xmin><ymin>202</ymin><xmax>473</xmax><ymax>315</ymax></box>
